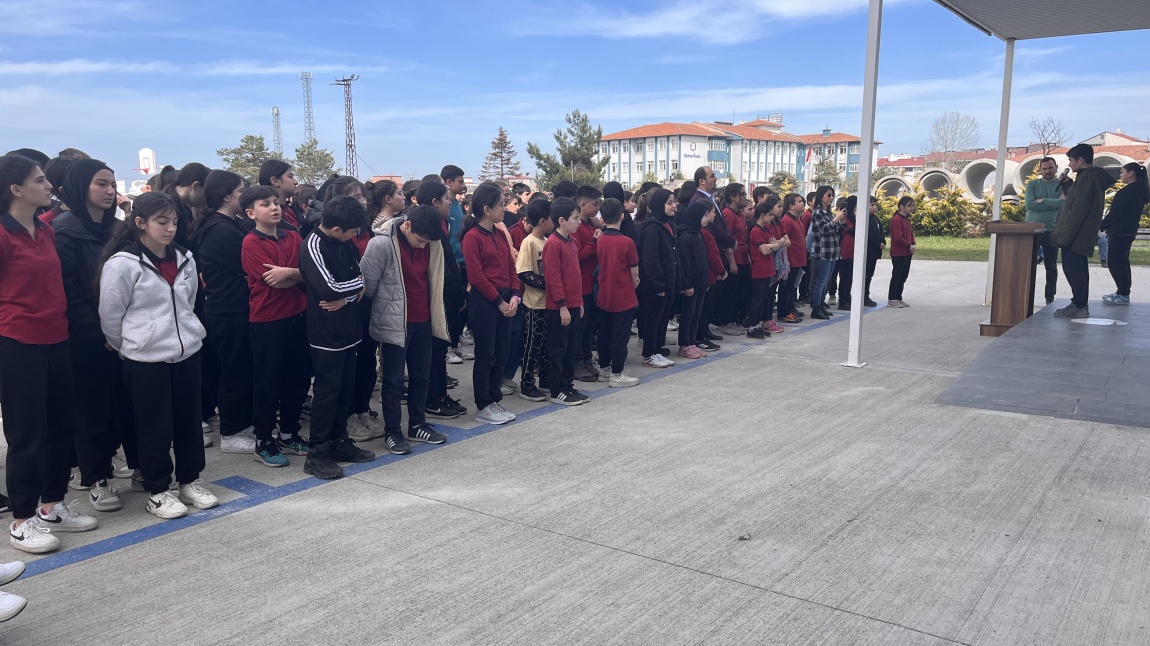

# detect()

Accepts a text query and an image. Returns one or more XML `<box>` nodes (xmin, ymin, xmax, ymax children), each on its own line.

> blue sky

<box><xmin>1</xmin><ymin>0</ymin><xmax>1147</xmax><ymax>183</ymax></box>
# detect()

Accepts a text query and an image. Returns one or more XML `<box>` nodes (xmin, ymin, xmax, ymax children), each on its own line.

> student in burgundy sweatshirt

<box><xmin>594</xmin><ymin>198</ymin><xmax>641</xmax><ymax>386</ymax></box>
<box><xmin>779</xmin><ymin>193</ymin><xmax>808</xmax><ymax>323</ymax></box>
<box><xmin>887</xmin><ymin>196</ymin><xmax>917</xmax><ymax>308</ymax></box>
<box><xmin>542</xmin><ymin>197</ymin><xmax>589</xmax><ymax>406</ymax></box>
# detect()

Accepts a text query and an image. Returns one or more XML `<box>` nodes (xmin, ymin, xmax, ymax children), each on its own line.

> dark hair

<box><xmin>402</xmin><ymin>179</ymin><xmax>421</xmax><ymax>205</ymax></box>
<box><xmin>297</xmin><ymin>186</ymin><xmax>318</xmax><ymax>211</ymax></box>
<box><xmin>321</xmin><ymin>195</ymin><xmax>366</xmax><ymax>231</ymax></box>
<box><xmin>600</xmin><ymin>198</ymin><xmax>623</xmax><ymax>224</ymax></box>
<box><xmin>240</xmin><ymin>185</ymin><xmax>279</xmax><ymax>214</ymax></box>
<box><xmin>623</xmin><ymin>190</ymin><xmax>633</xmax><ymax>203</ymax></box>
<box><xmin>203</xmin><ymin>170</ymin><xmax>244</xmax><ymax>211</ymax></box>
<box><xmin>782</xmin><ymin>193</ymin><xmax>803</xmax><ymax>212</ymax></box>
<box><xmin>602</xmin><ymin>181</ymin><xmax>625</xmax><ymax>203</ymax></box>
<box><xmin>57</xmin><ymin>148</ymin><xmax>90</xmax><ymax>160</ymax></box>
<box><xmin>0</xmin><ymin>154</ymin><xmax>41</xmax><ymax>214</ymax></box>
<box><xmin>550</xmin><ymin>197</ymin><xmax>579</xmax><ymax>227</ymax></box>
<box><xmin>416</xmin><ymin>180</ymin><xmax>448</xmax><ymax>207</ymax></box>
<box><xmin>638</xmin><ymin>181</ymin><xmax>660</xmax><ymax>195</ymax></box>
<box><xmin>406</xmin><ymin>205</ymin><xmax>444</xmax><ymax>240</ymax></box>
<box><xmin>526</xmin><ymin>197</ymin><xmax>551</xmax><ymax>227</ymax></box>
<box><xmin>693</xmin><ymin>166</ymin><xmax>709</xmax><ymax>183</ymax></box>
<box><xmin>148</xmin><ymin>165</ymin><xmax>177</xmax><ymax>192</ymax></box>
<box><xmin>754</xmin><ymin>196</ymin><xmax>780</xmax><ymax>220</ymax></box>
<box><xmin>44</xmin><ymin>157</ymin><xmax>75</xmax><ymax>200</ymax></box>
<box><xmin>575</xmin><ymin>185</ymin><xmax>602</xmax><ymax>204</ymax></box>
<box><xmin>805</xmin><ymin>191</ymin><xmax>817</xmax><ymax>204</ymax></box>
<box><xmin>752</xmin><ymin>186</ymin><xmax>771</xmax><ymax>203</ymax></box>
<box><xmin>368</xmin><ymin>179</ymin><xmax>399</xmax><ymax>217</ymax></box>
<box><xmin>1038</xmin><ymin>156</ymin><xmax>1058</xmax><ymax>167</ymax></box>
<box><xmin>1066</xmin><ymin>144</ymin><xmax>1094</xmax><ymax>164</ymax></box>
<box><xmin>440</xmin><ymin>165</ymin><xmax>464</xmax><ymax>182</ymax></box>
<box><xmin>322</xmin><ymin>176</ymin><xmax>365</xmax><ymax>202</ymax></box>
<box><xmin>897</xmin><ymin>196</ymin><xmax>915</xmax><ymax>209</ymax></box>
<box><xmin>678</xmin><ymin>181</ymin><xmax>697</xmax><ymax>205</ymax></box>
<box><xmin>259</xmin><ymin>159</ymin><xmax>292</xmax><ymax>186</ymax></box>
<box><xmin>1122</xmin><ymin>162</ymin><xmax>1150</xmax><ymax>201</ymax></box>
<box><xmin>815</xmin><ymin>186</ymin><xmax>836</xmax><ymax>209</ymax></box>
<box><xmin>96</xmin><ymin>192</ymin><xmax>181</xmax><ymax>291</ymax></box>
<box><xmin>175</xmin><ymin>163</ymin><xmax>210</xmax><ymax>188</ymax></box>
<box><xmin>461</xmin><ymin>183</ymin><xmax>502</xmax><ymax>238</ymax></box>
<box><xmin>420</xmin><ymin>174</ymin><xmax>442</xmax><ymax>185</ymax></box>
<box><xmin>845</xmin><ymin>195</ymin><xmax>858</xmax><ymax>220</ymax></box>
<box><xmin>551</xmin><ymin>180</ymin><xmax>578</xmax><ymax>199</ymax></box>
<box><xmin>512</xmin><ymin>182</ymin><xmax>531</xmax><ymax>197</ymax></box>
<box><xmin>5</xmin><ymin>148</ymin><xmax>49</xmax><ymax>167</ymax></box>
<box><xmin>720</xmin><ymin>183</ymin><xmax>744</xmax><ymax>210</ymax></box>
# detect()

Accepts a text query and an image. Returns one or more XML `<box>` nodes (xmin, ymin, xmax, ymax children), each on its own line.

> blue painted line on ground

<box><xmin>21</xmin><ymin>305</ymin><xmax>874</xmax><ymax>579</ymax></box>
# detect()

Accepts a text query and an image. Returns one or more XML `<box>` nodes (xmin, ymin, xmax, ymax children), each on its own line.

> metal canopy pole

<box><xmin>845</xmin><ymin>0</ymin><xmax>884</xmax><ymax>368</ymax></box>
<box><xmin>984</xmin><ymin>37</ymin><xmax>1015</xmax><ymax>306</ymax></box>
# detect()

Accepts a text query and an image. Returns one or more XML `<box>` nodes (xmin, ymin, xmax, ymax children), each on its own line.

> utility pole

<box><xmin>271</xmin><ymin>107</ymin><xmax>283</xmax><ymax>157</ymax></box>
<box><xmin>332</xmin><ymin>75</ymin><xmax>359</xmax><ymax>178</ymax></box>
<box><xmin>300</xmin><ymin>72</ymin><xmax>315</xmax><ymax>142</ymax></box>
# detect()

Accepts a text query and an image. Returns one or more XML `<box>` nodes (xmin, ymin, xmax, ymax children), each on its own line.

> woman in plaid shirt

<box><xmin>808</xmin><ymin>186</ymin><xmax>846</xmax><ymax>320</ymax></box>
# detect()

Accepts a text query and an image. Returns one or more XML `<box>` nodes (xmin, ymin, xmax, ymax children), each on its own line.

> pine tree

<box><xmin>526</xmin><ymin>109</ymin><xmax>610</xmax><ymax>190</ymax></box>
<box><xmin>292</xmin><ymin>139</ymin><xmax>340</xmax><ymax>185</ymax></box>
<box><xmin>216</xmin><ymin>134</ymin><xmax>273</xmax><ymax>183</ymax></box>
<box><xmin>479</xmin><ymin>127</ymin><xmax>522</xmax><ymax>182</ymax></box>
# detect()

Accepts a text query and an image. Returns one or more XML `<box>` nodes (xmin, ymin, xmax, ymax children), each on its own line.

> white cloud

<box><xmin>0</xmin><ymin>58</ymin><xmax>394</xmax><ymax>77</ymax></box>
<box><xmin>0</xmin><ymin>59</ymin><xmax>176</xmax><ymax>75</ymax></box>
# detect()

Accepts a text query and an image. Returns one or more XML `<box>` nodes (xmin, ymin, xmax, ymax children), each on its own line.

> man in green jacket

<box><xmin>1025</xmin><ymin>157</ymin><xmax>1065</xmax><ymax>304</ymax></box>
<box><xmin>1051</xmin><ymin>144</ymin><xmax>1116</xmax><ymax>319</ymax></box>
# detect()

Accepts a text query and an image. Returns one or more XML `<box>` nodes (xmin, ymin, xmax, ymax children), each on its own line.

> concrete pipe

<box><xmin>919</xmin><ymin>169</ymin><xmax>955</xmax><ymax>198</ymax></box>
<box><xmin>958</xmin><ymin>159</ymin><xmax>1018</xmax><ymax>202</ymax></box>
<box><xmin>875</xmin><ymin>175</ymin><xmax>910</xmax><ymax>197</ymax></box>
<box><xmin>1093</xmin><ymin>152</ymin><xmax>1136</xmax><ymax>181</ymax></box>
<box><xmin>1012</xmin><ymin>153</ymin><xmax>1069</xmax><ymax>188</ymax></box>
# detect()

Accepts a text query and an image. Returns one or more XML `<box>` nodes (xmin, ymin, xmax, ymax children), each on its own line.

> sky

<box><xmin>2</xmin><ymin>0</ymin><xmax>1148</xmax><ymax>184</ymax></box>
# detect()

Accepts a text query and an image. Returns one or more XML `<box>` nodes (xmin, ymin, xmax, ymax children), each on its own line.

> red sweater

<box><xmin>542</xmin><ymin>231</ymin><xmax>583</xmax><ymax>310</ymax></box>
<box><xmin>890</xmin><ymin>214</ymin><xmax>916</xmax><ymax>257</ymax></box>
<box><xmin>782</xmin><ymin>213</ymin><xmax>808</xmax><ymax>267</ymax></box>
<box><xmin>701</xmin><ymin>228</ymin><xmax>724</xmax><ymax>286</ymax></box>
<box><xmin>242</xmin><ymin>227</ymin><xmax>307</xmax><ymax>323</ymax></box>
<box><xmin>462</xmin><ymin>224</ymin><xmax>521</xmax><ymax>304</ymax></box>
<box><xmin>574</xmin><ymin>220</ymin><xmax>598</xmax><ymax>296</ymax></box>
<box><xmin>840</xmin><ymin>217</ymin><xmax>856</xmax><ymax>261</ymax></box>
<box><xmin>595</xmin><ymin>229</ymin><xmax>638</xmax><ymax>312</ymax></box>
<box><xmin>509</xmin><ymin>220</ymin><xmax>529</xmax><ymax>252</ymax></box>
<box><xmin>748</xmin><ymin>224</ymin><xmax>776</xmax><ymax>279</ymax></box>
<box><xmin>0</xmin><ymin>216</ymin><xmax>69</xmax><ymax>344</ymax></box>
<box><xmin>722</xmin><ymin>208</ymin><xmax>749</xmax><ymax>265</ymax></box>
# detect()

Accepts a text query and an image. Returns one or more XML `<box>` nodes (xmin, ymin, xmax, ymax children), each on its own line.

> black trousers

<box><xmin>576</xmin><ymin>298</ymin><xmax>599</xmax><ymax>363</ymax></box>
<box><xmin>695</xmin><ymin>284</ymin><xmax>718</xmax><ymax>343</ymax></box>
<box><xmin>729</xmin><ymin>264</ymin><xmax>751</xmax><ymax>323</ymax></box>
<box><xmin>468</xmin><ymin>290</ymin><xmax>511</xmax><ymax>410</ymax></box>
<box><xmin>865</xmin><ymin>255</ymin><xmax>879</xmax><ymax>300</ymax></box>
<box><xmin>250</xmin><ymin>314</ymin><xmax>310</xmax><ymax>441</ymax></box>
<box><xmin>1107</xmin><ymin>235</ymin><xmax>1134</xmax><ymax>296</ymax></box>
<box><xmin>309</xmin><ymin>345</ymin><xmax>356</xmax><ymax>450</ymax></box>
<box><xmin>352</xmin><ymin>301</ymin><xmax>378</xmax><ymax>415</ymax></box>
<box><xmin>547</xmin><ymin>306</ymin><xmax>581</xmax><ymax>396</ymax></box>
<box><xmin>380</xmin><ymin>321</ymin><xmax>432</xmax><ymax>435</ymax></box>
<box><xmin>677</xmin><ymin>290</ymin><xmax>703</xmax><ymax>346</ymax></box>
<box><xmin>207</xmin><ymin>312</ymin><xmax>253</xmax><ymax>436</ymax></box>
<box><xmin>200</xmin><ymin>331</ymin><xmax>220</xmax><ymax>422</ymax></box>
<box><xmin>638</xmin><ymin>289</ymin><xmax>671</xmax><ymax>357</ymax></box>
<box><xmin>836</xmin><ymin>258</ymin><xmax>855</xmax><ymax>306</ymax></box>
<box><xmin>72</xmin><ymin>342</ymin><xmax>135</xmax><ymax>485</ymax></box>
<box><xmin>521</xmin><ymin>308</ymin><xmax>550</xmax><ymax>389</ymax></box>
<box><xmin>746</xmin><ymin>278</ymin><xmax>769</xmax><ymax>325</ymax></box>
<box><xmin>598</xmin><ymin>307</ymin><xmax>636</xmax><ymax>373</ymax></box>
<box><xmin>779</xmin><ymin>269</ymin><xmax>800</xmax><ymax>317</ymax></box>
<box><xmin>448</xmin><ymin>265</ymin><xmax>468</xmax><ymax>347</ymax></box>
<box><xmin>1036</xmin><ymin>232</ymin><xmax>1059</xmax><ymax>301</ymax></box>
<box><xmin>1061</xmin><ymin>247</ymin><xmax>1090</xmax><ymax>308</ymax></box>
<box><xmin>799</xmin><ymin>257</ymin><xmax>814</xmax><ymax>301</ymax></box>
<box><xmin>428</xmin><ymin>337</ymin><xmax>449</xmax><ymax>404</ymax></box>
<box><xmin>0</xmin><ymin>337</ymin><xmax>76</xmax><ymax>519</ymax></box>
<box><xmin>888</xmin><ymin>255</ymin><xmax>912</xmax><ymax>301</ymax></box>
<box><xmin>124</xmin><ymin>354</ymin><xmax>204</xmax><ymax>495</ymax></box>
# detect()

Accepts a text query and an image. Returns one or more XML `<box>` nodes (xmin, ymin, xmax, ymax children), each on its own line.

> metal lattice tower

<box><xmin>332</xmin><ymin>75</ymin><xmax>359</xmax><ymax>177</ymax></box>
<box><xmin>300</xmin><ymin>72</ymin><xmax>315</xmax><ymax>142</ymax></box>
<box><xmin>271</xmin><ymin>107</ymin><xmax>283</xmax><ymax>157</ymax></box>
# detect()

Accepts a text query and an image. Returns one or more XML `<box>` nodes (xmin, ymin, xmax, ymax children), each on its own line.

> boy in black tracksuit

<box><xmin>297</xmin><ymin>196</ymin><xmax>376</xmax><ymax>479</ymax></box>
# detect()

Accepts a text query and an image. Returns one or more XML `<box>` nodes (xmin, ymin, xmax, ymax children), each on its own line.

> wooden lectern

<box><xmin>980</xmin><ymin>221</ymin><xmax>1045</xmax><ymax>337</ymax></box>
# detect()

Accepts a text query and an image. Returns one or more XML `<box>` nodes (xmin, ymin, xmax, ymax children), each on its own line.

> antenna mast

<box><xmin>332</xmin><ymin>75</ymin><xmax>359</xmax><ymax>177</ymax></box>
<box><xmin>300</xmin><ymin>72</ymin><xmax>315</xmax><ymax>142</ymax></box>
<box><xmin>271</xmin><ymin>107</ymin><xmax>283</xmax><ymax>157</ymax></box>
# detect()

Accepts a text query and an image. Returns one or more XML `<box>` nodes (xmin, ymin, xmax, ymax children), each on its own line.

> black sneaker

<box><xmin>568</xmin><ymin>388</ymin><xmax>590</xmax><ymax>404</ymax></box>
<box><xmin>0</xmin><ymin>493</ymin><xmax>9</xmax><ymax>514</ymax></box>
<box><xmin>304</xmin><ymin>450</ymin><xmax>343</xmax><ymax>479</ymax></box>
<box><xmin>705</xmin><ymin>331</ymin><xmax>723</xmax><ymax>341</ymax></box>
<box><xmin>329</xmin><ymin>438</ymin><xmax>376</xmax><ymax>463</ymax></box>
<box><xmin>445</xmin><ymin>375</ymin><xmax>458</xmax><ymax>389</ymax></box>
<box><xmin>442</xmin><ymin>395</ymin><xmax>467</xmax><ymax>416</ymax></box>
<box><xmin>518</xmin><ymin>382</ymin><xmax>548</xmax><ymax>402</ymax></box>
<box><xmin>658</xmin><ymin>347</ymin><xmax>672</xmax><ymax>357</ymax></box>
<box><xmin>695</xmin><ymin>339</ymin><xmax>721</xmax><ymax>351</ymax></box>
<box><xmin>747</xmin><ymin>327</ymin><xmax>769</xmax><ymax>339</ymax></box>
<box><xmin>408</xmin><ymin>423</ymin><xmax>447</xmax><ymax>445</ymax></box>
<box><xmin>864</xmin><ymin>298</ymin><xmax>878</xmax><ymax>307</ymax></box>
<box><xmin>550</xmin><ymin>389</ymin><xmax>584</xmax><ymax>406</ymax></box>
<box><xmin>574</xmin><ymin>362</ymin><xmax>599</xmax><ymax>382</ymax></box>
<box><xmin>384</xmin><ymin>433</ymin><xmax>413</xmax><ymax>455</ymax></box>
<box><xmin>425</xmin><ymin>398</ymin><xmax>459</xmax><ymax>419</ymax></box>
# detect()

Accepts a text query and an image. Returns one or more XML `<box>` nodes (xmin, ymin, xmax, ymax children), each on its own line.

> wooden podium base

<box><xmin>980</xmin><ymin>222</ymin><xmax>1044</xmax><ymax>337</ymax></box>
<box><xmin>979</xmin><ymin>319</ymin><xmax>1013</xmax><ymax>337</ymax></box>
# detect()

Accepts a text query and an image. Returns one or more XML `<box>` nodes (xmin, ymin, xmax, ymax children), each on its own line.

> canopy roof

<box><xmin>934</xmin><ymin>0</ymin><xmax>1150</xmax><ymax>40</ymax></box>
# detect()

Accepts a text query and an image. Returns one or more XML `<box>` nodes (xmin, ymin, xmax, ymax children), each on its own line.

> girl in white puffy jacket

<box><xmin>97</xmin><ymin>192</ymin><xmax>218</xmax><ymax>521</ymax></box>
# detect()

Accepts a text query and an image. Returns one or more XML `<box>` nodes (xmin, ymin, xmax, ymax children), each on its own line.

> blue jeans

<box><xmin>1098</xmin><ymin>232</ymin><xmax>1108</xmax><ymax>263</ymax></box>
<box><xmin>812</xmin><ymin>258</ymin><xmax>836</xmax><ymax>308</ymax></box>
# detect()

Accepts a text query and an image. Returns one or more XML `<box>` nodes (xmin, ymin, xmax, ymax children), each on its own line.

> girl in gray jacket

<box><xmin>97</xmin><ymin>193</ymin><xmax>217</xmax><ymax>521</ymax></box>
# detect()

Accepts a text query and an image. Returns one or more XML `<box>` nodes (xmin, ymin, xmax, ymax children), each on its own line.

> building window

<box><xmin>849</xmin><ymin>164</ymin><xmax>859</xmax><ymax>173</ymax></box>
<box><xmin>658</xmin><ymin>139</ymin><xmax>666</xmax><ymax>151</ymax></box>
<box><xmin>646</xmin><ymin>141</ymin><xmax>654</xmax><ymax>152</ymax></box>
<box><xmin>658</xmin><ymin>160</ymin><xmax>666</xmax><ymax>172</ymax></box>
<box><xmin>622</xmin><ymin>142</ymin><xmax>629</xmax><ymax>153</ymax></box>
<box><xmin>611</xmin><ymin>143</ymin><xmax>618</xmax><ymax>154</ymax></box>
<box><xmin>670</xmin><ymin>139</ymin><xmax>678</xmax><ymax>150</ymax></box>
<box><xmin>751</xmin><ymin>162</ymin><xmax>757</xmax><ymax>173</ymax></box>
<box><xmin>839</xmin><ymin>144</ymin><xmax>848</xmax><ymax>155</ymax></box>
<box><xmin>838</xmin><ymin>162</ymin><xmax>847</xmax><ymax>171</ymax></box>
<box><xmin>610</xmin><ymin>163</ymin><xmax>617</xmax><ymax>174</ymax></box>
<box><xmin>708</xmin><ymin>140</ymin><xmax>727</xmax><ymax>151</ymax></box>
<box><xmin>646</xmin><ymin>161</ymin><xmax>654</xmax><ymax>173</ymax></box>
<box><xmin>849</xmin><ymin>144</ymin><xmax>860</xmax><ymax>154</ymax></box>
<box><xmin>671</xmin><ymin>160</ymin><xmax>680</xmax><ymax>171</ymax></box>
<box><xmin>751</xmin><ymin>142</ymin><xmax>758</xmax><ymax>153</ymax></box>
<box><xmin>634</xmin><ymin>162</ymin><xmax>642</xmax><ymax>173</ymax></box>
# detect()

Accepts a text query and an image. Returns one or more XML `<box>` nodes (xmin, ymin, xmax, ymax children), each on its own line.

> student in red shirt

<box><xmin>696</xmin><ymin>211</ymin><xmax>728</xmax><ymax>351</ymax></box>
<box><xmin>542</xmin><ymin>197</ymin><xmax>589</xmax><ymax>405</ymax></box>
<box><xmin>258</xmin><ymin>160</ymin><xmax>301</xmax><ymax>232</ymax></box>
<box><xmin>717</xmin><ymin>185</ymin><xmax>749</xmax><ymax>336</ymax></box>
<box><xmin>240</xmin><ymin>186</ymin><xmax>310</xmax><ymax>468</ymax></box>
<box><xmin>888</xmin><ymin>196</ymin><xmax>917</xmax><ymax>307</ymax></box>
<box><xmin>572</xmin><ymin>185</ymin><xmax>603</xmax><ymax>382</ymax></box>
<box><xmin>594</xmin><ymin>199</ymin><xmax>640</xmax><ymax>387</ymax></box>
<box><xmin>837</xmin><ymin>195</ymin><xmax>859</xmax><ymax>311</ymax></box>
<box><xmin>799</xmin><ymin>191</ymin><xmax>816</xmax><ymax>304</ymax></box>
<box><xmin>746</xmin><ymin>198</ymin><xmax>785</xmax><ymax>339</ymax></box>
<box><xmin>764</xmin><ymin>207</ymin><xmax>790</xmax><ymax>334</ymax></box>
<box><xmin>0</xmin><ymin>155</ymin><xmax>95</xmax><ymax>554</ymax></box>
<box><xmin>461</xmin><ymin>184</ymin><xmax>522</xmax><ymax>425</ymax></box>
<box><xmin>779</xmin><ymin>193</ymin><xmax>808</xmax><ymax>323</ymax></box>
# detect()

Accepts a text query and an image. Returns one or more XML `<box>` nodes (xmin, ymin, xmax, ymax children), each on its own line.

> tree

<box><xmin>526</xmin><ymin>109</ymin><xmax>610</xmax><ymax>189</ymax></box>
<box><xmin>292</xmin><ymin>139</ymin><xmax>339</xmax><ymax>186</ymax></box>
<box><xmin>872</xmin><ymin>166</ymin><xmax>900</xmax><ymax>183</ymax></box>
<box><xmin>811</xmin><ymin>157</ymin><xmax>842</xmax><ymax>189</ymax></box>
<box><xmin>768</xmin><ymin>171</ymin><xmax>797</xmax><ymax>194</ymax></box>
<box><xmin>480</xmin><ymin>127</ymin><xmax>522</xmax><ymax>182</ymax></box>
<box><xmin>216</xmin><ymin>134</ymin><xmax>273</xmax><ymax>183</ymax></box>
<box><xmin>925</xmin><ymin>112</ymin><xmax>981</xmax><ymax>172</ymax></box>
<box><xmin>1028</xmin><ymin>116</ymin><xmax>1072</xmax><ymax>157</ymax></box>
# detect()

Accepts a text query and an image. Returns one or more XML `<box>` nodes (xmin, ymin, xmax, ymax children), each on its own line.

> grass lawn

<box><xmin>912</xmin><ymin>236</ymin><xmax>1150</xmax><ymax>265</ymax></box>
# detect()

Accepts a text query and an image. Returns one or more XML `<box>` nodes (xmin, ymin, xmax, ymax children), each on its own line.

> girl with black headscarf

<box><xmin>636</xmin><ymin>189</ymin><xmax>678</xmax><ymax>367</ymax></box>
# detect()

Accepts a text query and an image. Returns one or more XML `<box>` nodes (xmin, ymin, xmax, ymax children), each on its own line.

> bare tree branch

<box><xmin>925</xmin><ymin>112</ymin><xmax>981</xmax><ymax>172</ymax></box>
<box><xmin>1027</xmin><ymin>116</ymin><xmax>1072</xmax><ymax>157</ymax></box>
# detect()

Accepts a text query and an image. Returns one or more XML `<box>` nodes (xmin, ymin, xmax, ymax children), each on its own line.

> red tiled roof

<box><xmin>698</xmin><ymin>122</ymin><xmax>803</xmax><ymax>142</ymax></box>
<box><xmin>601</xmin><ymin>122</ymin><xmax>718</xmax><ymax>140</ymax></box>
<box><xmin>878</xmin><ymin>157</ymin><xmax>926</xmax><ymax>167</ymax></box>
<box><xmin>743</xmin><ymin>118</ymin><xmax>785</xmax><ymax>128</ymax></box>
<box><xmin>1006</xmin><ymin>145</ymin><xmax>1150</xmax><ymax>163</ymax></box>
<box><xmin>794</xmin><ymin>132</ymin><xmax>862</xmax><ymax>144</ymax></box>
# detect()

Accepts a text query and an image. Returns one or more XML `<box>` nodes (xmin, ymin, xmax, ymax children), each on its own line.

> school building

<box><xmin>595</xmin><ymin>114</ymin><xmax>879</xmax><ymax>188</ymax></box>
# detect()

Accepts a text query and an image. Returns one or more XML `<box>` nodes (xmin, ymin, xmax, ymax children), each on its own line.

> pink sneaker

<box><xmin>688</xmin><ymin>345</ymin><xmax>707</xmax><ymax>359</ymax></box>
<box><xmin>676</xmin><ymin>347</ymin><xmax>694</xmax><ymax>359</ymax></box>
<box><xmin>766</xmin><ymin>322</ymin><xmax>785</xmax><ymax>334</ymax></box>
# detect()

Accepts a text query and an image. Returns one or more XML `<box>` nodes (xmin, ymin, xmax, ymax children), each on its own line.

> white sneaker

<box><xmin>37</xmin><ymin>500</ymin><xmax>98</xmax><ymax>532</ymax></box>
<box><xmin>178</xmin><ymin>479</ymin><xmax>219</xmax><ymax>510</ymax></box>
<box><xmin>112</xmin><ymin>453</ymin><xmax>132</xmax><ymax>479</ymax></box>
<box><xmin>596</xmin><ymin>365</ymin><xmax>612</xmax><ymax>380</ymax></box>
<box><xmin>204</xmin><ymin>415</ymin><xmax>219</xmax><ymax>433</ymax></box>
<box><xmin>9</xmin><ymin>518</ymin><xmax>58</xmax><ymax>554</ymax></box>
<box><xmin>500</xmin><ymin>379</ymin><xmax>516</xmax><ymax>396</ymax></box>
<box><xmin>346</xmin><ymin>414</ymin><xmax>374</xmax><ymax>442</ymax></box>
<box><xmin>887</xmin><ymin>300</ymin><xmax>905</xmax><ymax>308</ymax></box>
<box><xmin>147</xmin><ymin>491</ymin><xmax>188</xmax><ymax>520</ymax></box>
<box><xmin>68</xmin><ymin>469</ymin><xmax>86</xmax><ymax>491</ymax></box>
<box><xmin>446</xmin><ymin>347</ymin><xmax>465</xmax><ymax>364</ymax></box>
<box><xmin>203</xmin><ymin>432</ymin><xmax>213</xmax><ymax>448</ymax></box>
<box><xmin>0</xmin><ymin>591</ymin><xmax>26</xmax><ymax>622</ymax></box>
<box><xmin>475</xmin><ymin>403</ymin><xmax>512</xmax><ymax>425</ymax></box>
<box><xmin>492</xmin><ymin>402</ymin><xmax>516</xmax><ymax>422</ymax></box>
<box><xmin>666</xmin><ymin>319</ymin><xmax>679</xmax><ymax>331</ymax></box>
<box><xmin>460</xmin><ymin>329</ymin><xmax>474</xmax><ymax>345</ymax></box>
<box><xmin>609</xmin><ymin>372</ymin><xmax>639</xmax><ymax>388</ymax></box>
<box><xmin>90</xmin><ymin>479</ymin><xmax>123</xmax><ymax>512</ymax></box>
<box><xmin>642</xmin><ymin>354</ymin><xmax>674</xmax><ymax>368</ymax></box>
<box><xmin>0</xmin><ymin>561</ymin><xmax>25</xmax><ymax>586</ymax></box>
<box><xmin>220</xmin><ymin>429</ymin><xmax>257</xmax><ymax>454</ymax></box>
<box><xmin>456</xmin><ymin>347</ymin><xmax>474</xmax><ymax>361</ymax></box>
